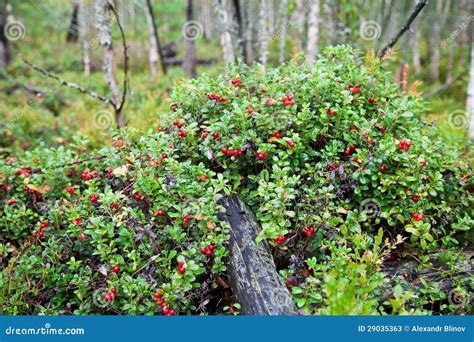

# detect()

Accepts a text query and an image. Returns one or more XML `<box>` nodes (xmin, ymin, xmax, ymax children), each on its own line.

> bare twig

<box><xmin>21</xmin><ymin>55</ymin><xmax>115</xmax><ymax>107</ymax></box>
<box><xmin>378</xmin><ymin>0</ymin><xmax>428</xmax><ymax>58</ymax></box>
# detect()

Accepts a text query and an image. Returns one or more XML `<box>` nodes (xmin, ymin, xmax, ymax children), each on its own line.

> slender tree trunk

<box><xmin>0</xmin><ymin>1</ymin><xmax>11</xmax><ymax>69</ymax></box>
<box><xmin>144</xmin><ymin>0</ymin><xmax>167</xmax><ymax>76</ymax></box>
<box><xmin>430</xmin><ymin>0</ymin><xmax>443</xmax><ymax>82</ymax></box>
<box><xmin>266</xmin><ymin>0</ymin><xmax>274</xmax><ymax>35</ymax></box>
<box><xmin>411</xmin><ymin>0</ymin><xmax>421</xmax><ymax>74</ymax></box>
<box><xmin>243</xmin><ymin>0</ymin><xmax>254</xmax><ymax>64</ymax></box>
<box><xmin>257</xmin><ymin>0</ymin><xmax>268</xmax><ymax>66</ymax></box>
<box><xmin>278</xmin><ymin>0</ymin><xmax>288</xmax><ymax>64</ymax></box>
<box><xmin>295</xmin><ymin>0</ymin><xmax>306</xmax><ymax>51</ymax></box>
<box><xmin>183</xmin><ymin>0</ymin><xmax>197</xmax><ymax>78</ymax></box>
<box><xmin>200</xmin><ymin>0</ymin><xmax>213</xmax><ymax>39</ymax></box>
<box><xmin>66</xmin><ymin>3</ymin><xmax>80</xmax><ymax>43</ymax></box>
<box><xmin>445</xmin><ymin>37</ymin><xmax>456</xmax><ymax>86</ymax></box>
<box><xmin>215</xmin><ymin>0</ymin><xmax>235</xmax><ymax>65</ymax></box>
<box><xmin>233</xmin><ymin>0</ymin><xmax>246</xmax><ymax>62</ymax></box>
<box><xmin>467</xmin><ymin>1</ymin><xmax>474</xmax><ymax>139</ymax></box>
<box><xmin>94</xmin><ymin>0</ymin><xmax>123</xmax><ymax>127</ymax></box>
<box><xmin>78</xmin><ymin>0</ymin><xmax>90</xmax><ymax>76</ymax></box>
<box><xmin>306</xmin><ymin>0</ymin><xmax>320</xmax><ymax>64</ymax></box>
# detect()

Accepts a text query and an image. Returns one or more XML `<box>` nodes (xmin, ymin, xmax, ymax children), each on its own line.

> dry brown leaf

<box><xmin>26</xmin><ymin>183</ymin><xmax>51</xmax><ymax>194</ymax></box>
<box><xmin>112</xmin><ymin>165</ymin><xmax>128</xmax><ymax>177</ymax></box>
<box><xmin>207</xmin><ymin>221</ymin><xmax>216</xmax><ymax>229</ymax></box>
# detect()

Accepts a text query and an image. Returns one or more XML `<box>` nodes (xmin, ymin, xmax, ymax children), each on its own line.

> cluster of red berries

<box><xmin>81</xmin><ymin>169</ymin><xmax>99</xmax><ymax>181</ymax></box>
<box><xmin>257</xmin><ymin>151</ymin><xmax>268</xmax><ymax>160</ymax></box>
<box><xmin>412</xmin><ymin>194</ymin><xmax>421</xmax><ymax>202</ymax></box>
<box><xmin>198</xmin><ymin>174</ymin><xmax>209</xmax><ymax>183</ymax></box>
<box><xmin>154</xmin><ymin>292</ymin><xmax>176</xmax><ymax>316</ymax></box>
<box><xmin>378</xmin><ymin>165</ymin><xmax>388</xmax><ymax>172</ymax></box>
<box><xmin>375</xmin><ymin>123</ymin><xmax>387</xmax><ymax>133</ymax></box>
<box><xmin>177</xmin><ymin>261</ymin><xmax>186</xmax><ymax>274</ymax></box>
<box><xmin>273</xmin><ymin>235</ymin><xmax>286</xmax><ymax>245</ymax></box>
<box><xmin>221</xmin><ymin>147</ymin><xmax>244</xmax><ymax>161</ymax></box>
<box><xmin>177</xmin><ymin>130</ymin><xmax>187</xmax><ymax>138</ymax></box>
<box><xmin>208</xmin><ymin>93</ymin><xmax>227</xmax><ymax>103</ymax></box>
<box><xmin>66</xmin><ymin>186</ymin><xmax>74</xmax><ymax>195</ymax></box>
<box><xmin>32</xmin><ymin>221</ymin><xmax>49</xmax><ymax>239</ymax></box>
<box><xmin>89</xmin><ymin>194</ymin><xmax>100</xmax><ymax>203</ymax></box>
<box><xmin>16</xmin><ymin>165</ymin><xmax>31</xmax><ymax>177</ymax></box>
<box><xmin>325</xmin><ymin>108</ymin><xmax>336</xmax><ymax>116</ymax></box>
<box><xmin>281</xmin><ymin>93</ymin><xmax>295</xmax><ymax>107</ymax></box>
<box><xmin>110</xmin><ymin>202</ymin><xmax>119</xmax><ymax>210</ymax></box>
<box><xmin>344</xmin><ymin>144</ymin><xmax>356</xmax><ymax>156</ymax></box>
<box><xmin>398</xmin><ymin>140</ymin><xmax>411</xmax><ymax>151</ymax></box>
<box><xmin>271</xmin><ymin>131</ymin><xmax>281</xmax><ymax>139</ymax></box>
<box><xmin>104</xmin><ymin>287</ymin><xmax>117</xmax><ymax>302</ymax></box>
<box><xmin>266</xmin><ymin>98</ymin><xmax>278</xmax><ymax>106</ymax></box>
<box><xmin>231</xmin><ymin>78</ymin><xmax>242</xmax><ymax>87</ymax></box>
<box><xmin>72</xmin><ymin>217</ymin><xmax>81</xmax><ymax>226</ymax></box>
<box><xmin>7</xmin><ymin>198</ymin><xmax>16</xmax><ymax>205</ymax></box>
<box><xmin>411</xmin><ymin>212</ymin><xmax>425</xmax><ymax>221</ymax></box>
<box><xmin>110</xmin><ymin>264</ymin><xmax>120</xmax><ymax>274</ymax></box>
<box><xmin>348</xmin><ymin>83</ymin><xmax>362</xmax><ymax>94</ymax></box>
<box><xmin>362</xmin><ymin>131</ymin><xmax>375</xmax><ymax>144</ymax></box>
<box><xmin>183</xmin><ymin>214</ymin><xmax>193</xmax><ymax>224</ymax></box>
<box><xmin>287</xmin><ymin>139</ymin><xmax>295</xmax><ymax>148</ymax></box>
<box><xmin>172</xmin><ymin>120</ymin><xmax>183</xmax><ymax>129</ymax></box>
<box><xmin>201</xmin><ymin>244</ymin><xmax>216</xmax><ymax>256</ymax></box>
<box><xmin>303</xmin><ymin>226</ymin><xmax>315</xmax><ymax>237</ymax></box>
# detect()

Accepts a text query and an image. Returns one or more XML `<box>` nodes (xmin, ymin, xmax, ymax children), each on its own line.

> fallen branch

<box><xmin>21</xmin><ymin>56</ymin><xmax>115</xmax><ymax>107</ymax></box>
<box><xmin>378</xmin><ymin>0</ymin><xmax>428</xmax><ymax>58</ymax></box>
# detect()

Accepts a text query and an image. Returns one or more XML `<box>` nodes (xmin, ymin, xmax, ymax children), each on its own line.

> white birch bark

<box><xmin>278</xmin><ymin>0</ymin><xmax>288</xmax><ymax>64</ymax></box>
<box><xmin>306</xmin><ymin>0</ymin><xmax>320</xmax><ymax>64</ymax></box>
<box><xmin>257</xmin><ymin>0</ymin><xmax>268</xmax><ymax>65</ymax></box>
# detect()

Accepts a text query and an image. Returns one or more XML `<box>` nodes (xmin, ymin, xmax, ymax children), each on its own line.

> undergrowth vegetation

<box><xmin>1</xmin><ymin>46</ymin><xmax>472</xmax><ymax>315</ymax></box>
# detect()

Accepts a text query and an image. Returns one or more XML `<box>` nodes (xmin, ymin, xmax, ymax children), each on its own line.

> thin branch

<box><xmin>108</xmin><ymin>1</ymin><xmax>129</xmax><ymax>114</ymax></box>
<box><xmin>21</xmin><ymin>55</ymin><xmax>115</xmax><ymax>107</ymax></box>
<box><xmin>145</xmin><ymin>0</ymin><xmax>167</xmax><ymax>75</ymax></box>
<box><xmin>378</xmin><ymin>0</ymin><xmax>428</xmax><ymax>58</ymax></box>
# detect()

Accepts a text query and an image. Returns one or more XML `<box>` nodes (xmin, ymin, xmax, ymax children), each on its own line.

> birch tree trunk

<box><xmin>183</xmin><ymin>0</ymin><xmax>197</xmax><ymax>78</ymax></box>
<box><xmin>295</xmin><ymin>0</ymin><xmax>306</xmax><ymax>51</ymax></box>
<box><xmin>144</xmin><ymin>0</ymin><xmax>159</xmax><ymax>79</ymax></box>
<box><xmin>243</xmin><ymin>0</ymin><xmax>254</xmax><ymax>64</ymax></box>
<box><xmin>257</xmin><ymin>0</ymin><xmax>268</xmax><ymax>66</ymax></box>
<box><xmin>94</xmin><ymin>0</ymin><xmax>123</xmax><ymax>127</ymax></box>
<box><xmin>0</xmin><ymin>0</ymin><xmax>11</xmax><ymax>69</ymax></box>
<box><xmin>200</xmin><ymin>0</ymin><xmax>213</xmax><ymax>39</ymax></box>
<box><xmin>66</xmin><ymin>3</ymin><xmax>80</xmax><ymax>43</ymax></box>
<box><xmin>266</xmin><ymin>0</ymin><xmax>274</xmax><ymax>35</ymax></box>
<box><xmin>78</xmin><ymin>0</ymin><xmax>90</xmax><ymax>76</ymax></box>
<box><xmin>278</xmin><ymin>0</ymin><xmax>288</xmax><ymax>64</ymax></box>
<box><xmin>305</xmin><ymin>0</ymin><xmax>320</xmax><ymax>64</ymax></box>
<box><xmin>215</xmin><ymin>0</ymin><xmax>235</xmax><ymax>65</ymax></box>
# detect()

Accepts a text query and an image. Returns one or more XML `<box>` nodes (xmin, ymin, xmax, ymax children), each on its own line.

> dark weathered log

<box><xmin>380</xmin><ymin>251</ymin><xmax>473</xmax><ymax>305</ymax></box>
<box><xmin>221</xmin><ymin>195</ymin><xmax>297</xmax><ymax>315</ymax></box>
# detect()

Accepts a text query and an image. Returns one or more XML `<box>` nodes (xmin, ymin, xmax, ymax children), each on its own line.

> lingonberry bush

<box><xmin>1</xmin><ymin>46</ymin><xmax>472</xmax><ymax>315</ymax></box>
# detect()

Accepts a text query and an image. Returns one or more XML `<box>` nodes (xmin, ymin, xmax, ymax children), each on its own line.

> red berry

<box><xmin>287</xmin><ymin>140</ymin><xmax>295</xmax><ymax>148</ymax></box>
<box><xmin>110</xmin><ymin>202</ymin><xmax>119</xmax><ymax>210</ymax></box>
<box><xmin>420</xmin><ymin>160</ymin><xmax>427</xmax><ymax>166</ymax></box>
<box><xmin>412</xmin><ymin>194</ymin><xmax>420</xmax><ymax>202</ymax></box>
<box><xmin>303</xmin><ymin>226</ymin><xmax>315</xmax><ymax>237</ymax></box>
<box><xmin>212</xmin><ymin>132</ymin><xmax>219</xmax><ymax>139</ymax></box>
<box><xmin>110</xmin><ymin>264</ymin><xmax>120</xmax><ymax>274</ymax></box>
<box><xmin>177</xmin><ymin>130</ymin><xmax>187</xmax><ymax>138</ymax></box>
<box><xmin>221</xmin><ymin>147</ymin><xmax>229</xmax><ymax>155</ymax></box>
<box><xmin>378</xmin><ymin>165</ymin><xmax>388</xmax><ymax>172</ymax></box>
<box><xmin>368</xmin><ymin>97</ymin><xmax>375</xmax><ymax>103</ymax></box>
<box><xmin>110</xmin><ymin>287</ymin><xmax>116</xmax><ymax>294</ymax></box>
<box><xmin>89</xmin><ymin>194</ymin><xmax>100</xmax><ymax>203</ymax></box>
<box><xmin>328</xmin><ymin>163</ymin><xmax>336</xmax><ymax>170</ymax></box>
<box><xmin>233</xmin><ymin>129</ymin><xmax>239</xmax><ymax>134</ymax></box>
<box><xmin>154</xmin><ymin>209</ymin><xmax>165</xmax><ymax>217</ymax></box>
<box><xmin>273</xmin><ymin>235</ymin><xmax>286</xmax><ymax>245</ymax></box>
<box><xmin>246</xmin><ymin>108</ymin><xmax>254</xmax><ymax>114</ymax></box>
<box><xmin>161</xmin><ymin>153</ymin><xmax>168</xmax><ymax>159</ymax></box>
<box><xmin>261</xmin><ymin>86</ymin><xmax>267</xmax><ymax>93</ymax></box>
<box><xmin>66</xmin><ymin>186</ymin><xmax>74</xmax><ymax>194</ymax></box>
<box><xmin>257</xmin><ymin>152</ymin><xmax>267</xmax><ymax>160</ymax></box>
